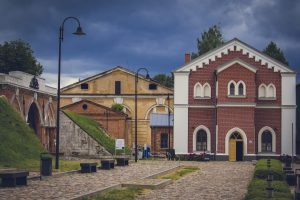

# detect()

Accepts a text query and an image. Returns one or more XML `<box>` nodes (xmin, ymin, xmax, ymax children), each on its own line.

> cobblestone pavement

<box><xmin>0</xmin><ymin>161</ymin><xmax>254</xmax><ymax>200</ymax></box>
<box><xmin>0</xmin><ymin>161</ymin><xmax>179</xmax><ymax>200</ymax></box>
<box><xmin>137</xmin><ymin>161</ymin><xmax>255</xmax><ymax>200</ymax></box>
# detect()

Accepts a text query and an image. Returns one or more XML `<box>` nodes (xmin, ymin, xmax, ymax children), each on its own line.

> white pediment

<box><xmin>215</xmin><ymin>58</ymin><xmax>257</xmax><ymax>74</ymax></box>
<box><xmin>175</xmin><ymin>38</ymin><xmax>294</xmax><ymax>73</ymax></box>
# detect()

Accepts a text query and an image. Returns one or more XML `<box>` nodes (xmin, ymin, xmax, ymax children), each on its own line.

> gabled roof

<box><xmin>61</xmin><ymin>66</ymin><xmax>173</xmax><ymax>92</ymax></box>
<box><xmin>61</xmin><ymin>99</ymin><xmax>128</xmax><ymax>117</ymax></box>
<box><xmin>174</xmin><ymin>38</ymin><xmax>294</xmax><ymax>73</ymax></box>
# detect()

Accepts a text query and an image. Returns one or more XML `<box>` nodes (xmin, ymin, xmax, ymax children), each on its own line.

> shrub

<box><xmin>245</xmin><ymin>159</ymin><xmax>293</xmax><ymax>200</ymax></box>
<box><xmin>245</xmin><ymin>179</ymin><xmax>293</xmax><ymax>200</ymax></box>
<box><xmin>111</xmin><ymin>104</ymin><xmax>124</xmax><ymax>112</ymax></box>
<box><xmin>254</xmin><ymin>159</ymin><xmax>285</xmax><ymax>180</ymax></box>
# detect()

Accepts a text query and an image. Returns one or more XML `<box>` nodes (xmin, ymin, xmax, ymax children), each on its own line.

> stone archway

<box><xmin>27</xmin><ymin>102</ymin><xmax>40</xmax><ymax>137</ymax></box>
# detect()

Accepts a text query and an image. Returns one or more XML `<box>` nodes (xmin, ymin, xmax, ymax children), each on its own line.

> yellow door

<box><xmin>229</xmin><ymin>139</ymin><xmax>236</xmax><ymax>161</ymax></box>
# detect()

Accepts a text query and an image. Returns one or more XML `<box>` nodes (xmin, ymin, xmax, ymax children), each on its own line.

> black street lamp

<box><xmin>55</xmin><ymin>17</ymin><xmax>85</xmax><ymax>169</ymax></box>
<box><xmin>135</xmin><ymin>68</ymin><xmax>150</xmax><ymax>162</ymax></box>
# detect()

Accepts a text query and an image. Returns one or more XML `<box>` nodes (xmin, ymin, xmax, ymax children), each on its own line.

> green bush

<box><xmin>245</xmin><ymin>179</ymin><xmax>293</xmax><ymax>200</ymax></box>
<box><xmin>254</xmin><ymin>159</ymin><xmax>285</xmax><ymax>180</ymax></box>
<box><xmin>245</xmin><ymin>159</ymin><xmax>293</xmax><ymax>200</ymax></box>
<box><xmin>111</xmin><ymin>104</ymin><xmax>124</xmax><ymax>112</ymax></box>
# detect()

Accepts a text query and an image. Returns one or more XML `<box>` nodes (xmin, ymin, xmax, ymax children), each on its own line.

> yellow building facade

<box><xmin>60</xmin><ymin>66</ymin><xmax>173</xmax><ymax>149</ymax></box>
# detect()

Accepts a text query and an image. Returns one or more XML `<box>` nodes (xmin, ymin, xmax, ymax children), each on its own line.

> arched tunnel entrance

<box><xmin>27</xmin><ymin>102</ymin><xmax>40</xmax><ymax>136</ymax></box>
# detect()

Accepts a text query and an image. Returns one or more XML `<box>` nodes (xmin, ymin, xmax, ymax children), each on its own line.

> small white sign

<box><xmin>115</xmin><ymin>139</ymin><xmax>125</xmax><ymax>150</ymax></box>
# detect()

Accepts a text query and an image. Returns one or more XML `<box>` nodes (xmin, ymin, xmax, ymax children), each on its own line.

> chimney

<box><xmin>185</xmin><ymin>53</ymin><xmax>191</xmax><ymax>64</ymax></box>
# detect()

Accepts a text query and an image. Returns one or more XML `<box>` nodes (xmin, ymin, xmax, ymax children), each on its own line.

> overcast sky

<box><xmin>1</xmin><ymin>0</ymin><xmax>299</xmax><ymax>87</ymax></box>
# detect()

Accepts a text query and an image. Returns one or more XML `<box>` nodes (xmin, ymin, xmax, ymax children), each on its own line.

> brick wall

<box><xmin>255</xmin><ymin>108</ymin><xmax>281</xmax><ymax>154</ymax></box>
<box><xmin>151</xmin><ymin>127</ymin><xmax>173</xmax><ymax>154</ymax></box>
<box><xmin>188</xmin><ymin>108</ymin><xmax>216</xmax><ymax>153</ymax></box>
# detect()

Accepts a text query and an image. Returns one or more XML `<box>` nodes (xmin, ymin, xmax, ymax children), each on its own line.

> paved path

<box><xmin>0</xmin><ymin>161</ymin><xmax>254</xmax><ymax>200</ymax></box>
<box><xmin>137</xmin><ymin>161</ymin><xmax>255</xmax><ymax>200</ymax></box>
<box><xmin>0</xmin><ymin>161</ymin><xmax>179</xmax><ymax>200</ymax></box>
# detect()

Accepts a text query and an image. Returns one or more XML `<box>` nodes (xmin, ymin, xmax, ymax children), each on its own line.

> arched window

<box><xmin>203</xmin><ymin>83</ymin><xmax>211</xmax><ymax>98</ymax></box>
<box><xmin>238</xmin><ymin>83</ymin><xmax>244</xmax><ymax>95</ymax></box>
<box><xmin>230</xmin><ymin>131</ymin><xmax>242</xmax><ymax>140</ymax></box>
<box><xmin>230</xmin><ymin>83</ymin><xmax>235</xmax><ymax>95</ymax></box>
<box><xmin>196</xmin><ymin>129</ymin><xmax>207</xmax><ymax>151</ymax></box>
<box><xmin>262</xmin><ymin>130</ymin><xmax>272</xmax><ymax>152</ymax></box>
<box><xmin>194</xmin><ymin>83</ymin><xmax>202</xmax><ymax>98</ymax></box>
<box><xmin>259</xmin><ymin>84</ymin><xmax>267</xmax><ymax>98</ymax></box>
<box><xmin>267</xmin><ymin>84</ymin><xmax>276</xmax><ymax>98</ymax></box>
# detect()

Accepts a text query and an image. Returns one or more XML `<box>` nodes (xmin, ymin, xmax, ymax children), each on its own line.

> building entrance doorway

<box><xmin>229</xmin><ymin>132</ymin><xmax>243</xmax><ymax>161</ymax></box>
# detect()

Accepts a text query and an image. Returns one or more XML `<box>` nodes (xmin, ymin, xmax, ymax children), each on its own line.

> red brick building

<box><xmin>61</xmin><ymin>99</ymin><xmax>132</xmax><ymax>145</ymax></box>
<box><xmin>173</xmin><ymin>38</ymin><xmax>296</xmax><ymax>161</ymax></box>
<box><xmin>0</xmin><ymin>71</ymin><xmax>57</xmax><ymax>152</ymax></box>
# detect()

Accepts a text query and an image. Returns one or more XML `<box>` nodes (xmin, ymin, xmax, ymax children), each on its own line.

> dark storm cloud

<box><xmin>0</xmin><ymin>0</ymin><xmax>299</xmax><ymax>86</ymax></box>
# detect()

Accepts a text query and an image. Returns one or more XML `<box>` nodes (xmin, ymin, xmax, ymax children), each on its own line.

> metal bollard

<box><xmin>295</xmin><ymin>169</ymin><xmax>300</xmax><ymax>200</ymax></box>
<box><xmin>266</xmin><ymin>169</ymin><xmax>274</xmax><ymax>198</ymax></box>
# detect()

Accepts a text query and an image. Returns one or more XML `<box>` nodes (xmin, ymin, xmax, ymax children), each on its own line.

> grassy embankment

<box><xmin>245</xmin><ymin>159</ymin><xmax>293</xmax><ymax>200</ymax></box>
<box><xmin>0</xmin><ymin>97</ymin><xmax>45</xmax><ymax>170</ymax></box>
<box><xmin>0</xmin><ymin>97</ymin><xmax>96</xmax><ymax>172</ymax></box>
<box><xmin>64</xmin><ymin>111</ymin><xmax>131</xmax><ymax>155</ymax></box>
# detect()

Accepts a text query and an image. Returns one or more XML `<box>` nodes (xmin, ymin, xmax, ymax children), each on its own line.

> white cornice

<box><xmin>216</xmin><ymin>103</ymin><xmax>256</xmax><ymax>107</ymax></box>
<box><xmin>61</xmin><ymin>94</ymin><xmax>174</xmax><ymax>99</ymax></box>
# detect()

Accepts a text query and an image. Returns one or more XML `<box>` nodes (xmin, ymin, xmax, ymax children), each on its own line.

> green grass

<box><xmin>64</xmin><ymin>111</ymin><xmax>131</xmax><ymax>155</ymax></box>
<box><xmin>159</xmin><ymin>166</ymin><xmax>199</xmax><ymax>180</ymax></box>
<box><xmin>245</xmin><ymin>159</ymin><xmax>293</xmax><ymax>200</ymax></box>
<box><xmin>254</xmin><ymin>159</ymin><xmax>285</xmax><ymax>180</ymax></box>
<box><xmin>0</xmin><ymin>97</ymin><xmax>46</xmax><ymax>169</ymax></box>
<box><xmin>83</xmin><ymin>187</ymin><xmax>144</xmax><ymax>200</ymax></box>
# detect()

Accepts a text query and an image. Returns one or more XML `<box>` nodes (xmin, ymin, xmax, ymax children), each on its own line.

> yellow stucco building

<box><xmin>60</xmin><ymin>66</ymin><xmax>173</xmax><ymax>149</ymax></box>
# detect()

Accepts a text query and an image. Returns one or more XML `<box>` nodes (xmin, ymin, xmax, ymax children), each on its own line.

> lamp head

<box><xmin>146</xmin><ymin>73</ymin><xmax>150</xmax><ymax>79</ymax></box>
<box><xmin>73</xmin><ymin>26</ymin><xmax>86</xmax><ymax>36</ymax></box>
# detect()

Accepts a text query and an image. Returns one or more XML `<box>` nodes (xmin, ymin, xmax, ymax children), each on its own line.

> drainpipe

<box><xmin>214</xmin><ymin>70</ymin><xmax>218</xmax><ymax>157</ymax></box>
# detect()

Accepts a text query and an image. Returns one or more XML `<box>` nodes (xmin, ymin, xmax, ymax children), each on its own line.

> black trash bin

<box><xmin>40</xmin><ymin>153</ymin><xmax>52</xmax><ymax>176</ymax></box>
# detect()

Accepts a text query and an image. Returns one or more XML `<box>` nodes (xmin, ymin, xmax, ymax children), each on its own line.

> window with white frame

<box><xmin>261</xmin><ymin>130</ymin><xmax>272</xmax><ymax>152</ymax></box>
<box><xmin>228</xmin><ymin>80</ymin><xmax>246</xmax><ymax>97</ymax></box>
<box><xmin>258</xmin><ymin>84</ymin><xmax>267</xmax><ymax>98</ymax></box>
<box><xmin>267</xmin><ymin>84</ymin><xmax>276</xmax><ymax>98</ymax></box>
<box><xmin>194</xmin><ymin>82</ymin><xmax>211</xmax><ymax>98</ymax></box>
<box><xmin>196</xmin><ymin>129</ymin><xmax>207</xmax><ymax>151</ymax></box>
<box><xmin>258</xmin><ymin>83</ymin><xmax>276</xmax><ymax>99</ymax></box>
<box><xmin>194</xmin><ymin>83</ymin><xmax>202</xmax><ymax>98</ymax></box>
<box><xmin>203</xmin><ymin>83</ymin><xmax>211</xmax><ymax>97</ymax></box>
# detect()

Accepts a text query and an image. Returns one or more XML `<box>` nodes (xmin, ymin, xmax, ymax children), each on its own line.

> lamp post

<box><xmin>135</xmin><ymin>68</ymin><xmax>150</xmax><ymax>162</ymax></box>
<box><xmin>55</xmin><ymin>17</ymin><xmax>85</xmax><ymax>169</ymax></box>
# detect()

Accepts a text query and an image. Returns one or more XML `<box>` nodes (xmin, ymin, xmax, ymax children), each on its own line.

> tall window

<box><xmin>160</xmin><ymin>133</ymin><xmax>168</xmax><ymax>148</ymax></box>
<box><xmin>230</xmin><ymin>83</ymin><xmax>235</xmax><ymax>95</ymax></box>
<box><xmin>194</xmin><ymin>83</ymin><xmax>202</xmax><ymax>98</ymax></box>
<box><xmin>238</xmin><ymin>83</ymin><xmax>244</xmax><ymax>95</ymax></box>
<box><xmin>262</xmin><ymin>131</ymin><xmax>272</xmax><ymax>152</ymax></box>
<box><xmin>115</xmin><ymin>81</ymin><xmax>121</xmax><ymax>95</ymax></box>
<box><xmin>196</xmin><ymin>130</ymin><xmax>207</xmax><ymax>151</ymax></box>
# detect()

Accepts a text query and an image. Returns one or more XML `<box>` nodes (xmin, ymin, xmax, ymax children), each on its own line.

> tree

<box><xmin>192</xmin><ymin>25</ymin><xmax>225</xmax><ymax>59</ymax></box>
<box><xmin>153</xmin><ymin>74</ymin><xmax>173</xmax><ymax>88</ymax></box>
<box><xmin>263</xmin><ymin>41</ymin><xmax>289</xmax><ymax>66</ymax></box>
<box><xmin>0</xmin><ymin>39</ymin><xmax>43</xmax><ymax>75</ymax></box>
